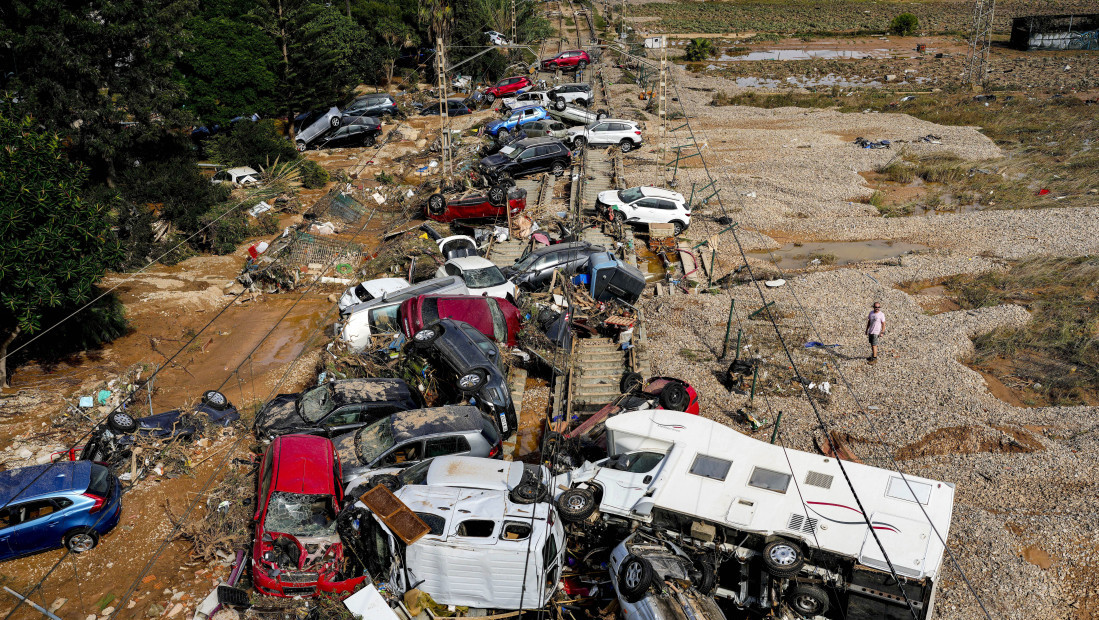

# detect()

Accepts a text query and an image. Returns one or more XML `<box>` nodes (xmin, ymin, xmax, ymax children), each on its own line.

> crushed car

<box><xmin>483</xmin><ymin>105</ymin><xmax>550</xmax><ymax>142</ymax></box>
<box><xmin>424</xmin><ymin>186</ymin><xmax>526</xmax><ymax>224</ymax></box>
<box><xmin>609</xmin><ymin>531</ymin><xmax>726</xmax><ymax>620</ymax></box>
<box><xmin>345</xmin><ymin>455</ymin><xmax>549</xmax><ymax>500</ymax></box>
<box><xmin>339</xmin><ymin>276</ymin><xmax>469</xmax><ymax>352</ymax></box>
<box><xmin>399</xmin><ymin>294</ymin><xmax>522</xmax><ymax>347</ymax></box>
<box><xmin>337</xmin><ymin>278</ymin><xmax>410</xmax><ymax>316</ymax></box>
<box><xmin>436</xmin><ymin>256</ymin><xmax>517</xmax><ymax>300</ymax></box>
<box><xmin>478</xmin><ymin>136</ymin><xmax>573</xmax><ymax>180</ymax></box>
<box><xmin>483</xmin><ymin>75</ymin><xmax>533</xmax><ymax>104</ymax></box>
<box><xmin>501</xmin><ymin>241</ymin><xmax>606</xmax><ymax>292</ymax></box>
<box><xmin>255</xmin><ymin>379</ymin><xmax>421</xmax><ymax>439</ymax></box>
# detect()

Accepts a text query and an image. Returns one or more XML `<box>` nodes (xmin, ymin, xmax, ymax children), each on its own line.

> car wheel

<box><xmin>551</xmin><ymin>161</ymin><xmax>565</xmax><ymax>177</ymax></box>
<box><xmin>427</xmin><ymin>193</ymin><xmax>447</xmax><ymax>215</ymax></box>
<box><xmin>554</xmin><ymin>98</ymin><xmax>567</xmax><ymax>111</ymax></box>
<box><xmin>619</xmin><ymin>139</ymin><xmax>634</xmax><ymax>153</ymax></box>
<box><xmin>577</xmin><ymin>60</ymin><xmax>588</xmax><ymax>70</ymax></box>
<box><xmin>788</xmin><ymin>584</ymin><xmax>830</xmax><ymax>617</ymax></box>
<box><xmin>362</xmin><ymin>133</ymin><xmax>376</xmax><ymax>147</ymax></box>
<box><xmin>201</xmin><ymin>390</ymin><xmax>230</xmax><ymax>411</ymax></box>
<box><xmin>672</xmin><ymin>220</ymin><xmax>686</xmax><ymax>235</ymax></box>
<box><xmin>596</xmin><ymin>109</ymin><xmax>608</xmax><ymax>121</ymax></box>
<box><xmin>572</xmin><ymin>136</ymin><xmax>587</xmax><ymax>149</ymax></box>
<box><xmin>485</xmin><ymin>93</ymin><xmax>496</xmax><ymax>104</ymax></box>
<box><xmin>619</xmin><ymin>372</ymin><xmax>644</xmax><ymax>394</ymax></box>
<box><xmin>509</xmin><ymin>481</ymin><xmax>548</xmax><ymax>504</ymax></box>
<box><xmin>412</xmin><ymin>327</ymin><xmax>441</xmax><ymax>348</ymax></box>
<box><xmin>762</xmin><ymin>539</ymin><xmax>805</xmax><ymax>577</ymax></box>
<box><xmin>693</xmin><ymin>557</ymin><xmax>717</xmax><ymax>595</ymax></box>
<box><xmin>659</xmin><ymin>381</ymin><xmax>690</xmax><ymax>410</ymax></box>
<box><xmin>64</xmin><ymin>527</ymin><xmax>99</xmax><ymax>554</ymax></box>
<box><xmin>367</xmin><ymin>474</ymin><xmax>403</xmax><ymax>493</ymax></box>
<box><xmin>330</xmin><ymin>116</ymin><xmax>341</xmax><ymax>128</ymax></box>
<box><xmin>458</xmin><ymin>368</ymin><xmax>488</xmax><ymax>392</ymax></box>
<box><xmin>296</xmin><ymin>140</ymin><xmax>307</xmax><ymax>152</ymax></box>
<box><xmin>488</xmin><ymin>185</ymin><xmax>507</xmax><ymax>206</ymax></box>
<box><xmin>557</xmin><ymin>488</ymin><xmax>597</xmax><ymax>522</ymax></box>
<box><xmin>107</xmin><ymin>411</ymin><xmax>138</xmax><ymax>434</ymax></box>
<box><xmin>496</xmin><ymin>128</ymin><xmax>510</xmax><ymax>143</ymax></box>
<box><xmin>618</xmin><ymin>555</ymin><xmax>654</xmax><ymax>603</ymax></box>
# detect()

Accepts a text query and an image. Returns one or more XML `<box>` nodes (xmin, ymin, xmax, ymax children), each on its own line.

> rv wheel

<box><xmin>788</xmin><ymin>583</ymin><xmax>830</xmax><ymax>617</ymax></box>
<box><xmin>617</xmin><ymin>555</ymin><xmax>654</xmax><ymax>603</ymax></box>
<box><xmin>762</xmin><ymin>540</ymin><xmax>805</xmax><ymax>577</ymax></box>
<box><xmin>659</xmin><ymin>382</ymin><xmax>690</xmax><ymax>410</ymax></box>
<box><xmin>509</xmin><ymin>481</ymin><xmax>548</xmax><ymax>505</ymax></box>
<box><xmin>557</xmin><ymin>488</ymin><xmax>597</xmax><ymax>522</ymax></box>
<box><xmin>692</xmin><ymin>557</ymin><xmax>717</xmax><ymax>595</ymax></box>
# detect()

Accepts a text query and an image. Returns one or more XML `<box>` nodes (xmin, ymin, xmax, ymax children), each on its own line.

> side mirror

<box><xmin>643</xmin><ymin>475</ymin><xmax>653</xmax><ymax>484</ymax></box>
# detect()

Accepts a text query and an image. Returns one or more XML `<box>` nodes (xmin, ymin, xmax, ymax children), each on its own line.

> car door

<box><xmin>630</xmin><ymin>198</ymin><xmax>662</xmax><ymax>222</ymax></box>
<box><xmin>592</xmin><ymin>452</ymin><xmax>667</xmax><ymax>517</ymax></box>
<box><xmin>588</xmin><ymin>122</ymin><xmax>611</xmax><ymax>145</ymax></box>
<box><xmin>0</xmin><ymin>499</ymin><xmax>67</xmax><ymax>556</ymax></box>
<box><xmin>648</xmin><ymin>198</ymin><xmax>679</xmax><ymax>224</ymax></box>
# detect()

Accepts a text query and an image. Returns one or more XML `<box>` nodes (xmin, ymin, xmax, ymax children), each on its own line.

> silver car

<box><xmin>609</xmin><ymin>531</ymin><xmax>727</xmax><ymax>620</ymax></box>
<box><xmin>294</xmin><ymin>106</ymin><xmax>343</xmax><ymax>151</ymax></box>
<box><xmin>525</xmin><ymin>119</ymin><xmax>569</xmax><ymax>140</ymax></box>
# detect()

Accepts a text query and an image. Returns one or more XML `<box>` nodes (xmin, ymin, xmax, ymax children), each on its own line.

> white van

<box><xmin>554</xmin><ymin>410</ymin><xmax>955</xmax><ymax>620</ymax></box>
<box><xmin>338</xmin><ymin>276</ymin><xmax>468</xmax><ymax>351</ymax></box>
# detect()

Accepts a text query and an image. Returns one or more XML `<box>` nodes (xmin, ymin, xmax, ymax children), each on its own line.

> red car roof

<box><xmin>270</xmin><ymin>434</ymin><xmax>337</xmax><ymax>496</ymax></box>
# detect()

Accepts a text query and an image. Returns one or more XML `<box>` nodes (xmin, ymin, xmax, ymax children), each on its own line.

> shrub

<box><xmin>207</xmin><ymin>119</ymin><xmax>299</xmax><ymax>170</ymax></box>
<box><xmin>684</xmin><ymin>38</ymin><xmax>716</xmax><ymax>62</ymax></box>
<box><xmin>890</xmin><ymin>13</ymin><xmax>918</xmax><ymax>36</ymax></box>
<box><xmin>299</xmin><ymin>159</ymin><xmax>330</xmax><ymax>189</ymax></box>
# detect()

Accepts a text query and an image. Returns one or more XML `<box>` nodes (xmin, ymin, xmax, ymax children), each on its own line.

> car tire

<box><xmin>620</xmin><ymin>372</ymin><xmax>644</xmax><ymax>394</ymax></box>
<box><xmin>497</xmin><ymin>128</ymin><xmax>510</xmax><ymax>143</ymax></box>
<box><xmin>64</xmin><ymin>527</ymin><xmax>99</xmax><ymax>554</ymax></box>
<box><xmin>693</xmin><ymin>557</ymin><xmax>717</xmax><ymax>595</ymax></box>
<box><xmin>659</xmin><ymin>381</ymin><xmax>690</xmax><ymax>410</ymax></box>
<box><xmin>577</xmin><ymin>60</ymin><xmax>588</xmax><ymax>70</ymax></box>
<box><xmin>617</xmin><ymin>555</ymin><xmax>654</xmax><ymax>603</ymax></box>
<box><xmin>485</xmin><ymin>93</ymin><xmax>496</xmax><ymax>104</ymax></box>
<box><xmin>509</xmin><ymin>481</ymin><xmax>548</xmax><ymax>504</ymax></box>
<box><xmin>107</xmin><ymin>411</ymin><xmax>138</xmax><ymax>434</ymax></box>
<box><xmin>596</xmin><ymin>109</ymin><xmax>608</xmax><ymax>121</ymax></box>
<box><xmin>619</xmin><ymin>139</ymin><xmax>634</xmax><ymax>153</ymax></box>
<box><xmin>789</xmin><ymin>584</ymin><xmax>831</xmax><ymax>617</ymax></box>
<box><xmin>330</xmin><ymin>116</ymin><xmax>341</xmax><ymax>128</ymax></box>
<box><xmin>362</xmin><ymin>133</ymin><xmax>376</xmax><ymax>147</ymax></box>
<box><xmin>412</xmin><ymin>326</ymin><xmax>441</xmax><ymax>348</ymax></box>
<box><xmin>557</xmin><ymin>487</ymin><xmax>597</xmax><ymax>522</ymax></box>
<box><xmin>762</xmin><ymin>539</ymin><xmax>805</xmax><ymax>577</ymax></box>
<box><xmin>554</xmin><ymin>98</ymin><xmax>567</xmax><ymax>111</ymax></box>
<box><xmin>551</xmin><ymin>161</ymin><xmax>566</xmax><ymax>177</ymax></box>
<box><xmin>488</xmin><ymin>185</ymin><xmax>507</xmax><ymax>206</ymax></box>
<box><xmin>367</xmin><ymin>474</ymin><xmax>403</xmax><ymax>493</ymax></box>
<box><xmin>572</xmin><ymin>136</ymin><xmax>587</xmax><ymax>149</ymax></box>
<box><xmin>578</xmin><ymin>99</ymin><xmax>590</xmax><ymax>108</ymax></box>
<box><xmin>427</xmin><ymin>193</ymin><xmax>447</xmax><ymax>215</ymax></box>
<box><xmin>672</xmin><ymin>220</ymin><xmax>686</xmax><ymax>235</ymax></box>
<box><xmin>458</xmin><ymin>368</ymin><xmax>488</xmax><ymax>392</ymax></box>
<box><xmin>296</xmin><ymin>140</ymin><xmax>307</xmax><ymax>152</ymax></box>
<box><xmin>201</xmin><ymin>390</ymin><xmax>230</xmax><ymax>411</ymax></box>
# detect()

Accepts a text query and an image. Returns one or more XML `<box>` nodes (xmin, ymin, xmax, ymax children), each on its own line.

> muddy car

<box><xmin>80</xmin><ymin>390</ymin><xmax>239</xmax><ymax>465</ymax></box>
<box><xmin>255</xmin><ymin>379</ymin><xmax>421</xmax><ymax>439</ymax></box>
<box><xmin>345</xmin><ymin>455</ymin><xmax>549</xmax><ymax>500</ymax></box>
<box><xmin>402</xmin><ymin>319</ymin><xmax>517</xmax><ymax>438</ymax></box>
<box><xmin>331</xmin><ymin>406</ymin><xmax>502</xmax><ymax>483</ymax></box>
<box><xmin>252</xmin><ymin>434</ymin><xmax>364</xmax><ymax>598</ymax></box>
<box><xmin>609</xmin><ymin>531</ymin><xmax>725</xmax><ymax>620</ymax></box>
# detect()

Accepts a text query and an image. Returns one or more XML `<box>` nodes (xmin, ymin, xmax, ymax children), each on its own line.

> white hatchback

<box><xmin>435</xmin><ymin>256</ymin><xmax>517</xmax><ymax>301</ymax></box>
<box><xmin>567</xmin><ymin>119</ymin><xmax>643</xmax><ymax>152</ymax></box>
<box><xmin>596</xmin><ymin>186</ymin><xmax>690</xmax><ymax>235</ymax></box>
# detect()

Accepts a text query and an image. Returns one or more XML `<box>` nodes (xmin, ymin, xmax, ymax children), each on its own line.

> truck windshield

<box><xmin>264</xmin><ymin>492</ymin><xmax>337</xmax><ymax>537</ymax></box>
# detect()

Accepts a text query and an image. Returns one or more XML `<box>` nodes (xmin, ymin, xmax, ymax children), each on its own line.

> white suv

<box><xmin>548</xmin><ymin>83</ymin><xmax>593</xmax><ymax>108</ymax></box>
<box><xmin>596</xmin><ymin>186</ymin><xmax>690</xmax><ymax>234</ymax></box>
<box><xmin>567</xmin><ymin>119</ymin><xmax>643</xmax><ymax>152</ymax></box>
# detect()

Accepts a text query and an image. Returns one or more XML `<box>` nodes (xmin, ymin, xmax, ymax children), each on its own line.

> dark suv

<box><xmin>344</xmin><ymin>93</ymin><xmax>401</xmax><ymax>120</ymax></box>
<box><xmin>501</xmin><ymin>242</ymin><xmax>606</xmax><ymax>291</ymax></box>
<box><xmin>478</xmin><ymin>137</ymin><xmax>572</xmax><ymax>180</ymax></box>
<box><xmin>402</xmin><ymin>319</ymin><xmax>517</xmax><ymax>439</ymax></box>
<box><xmin>307</xmin><ymin>116</ymin><xmax>383</xmax><ymax>149</ymax></box>
<box><xmin>255</xmin><ymin>378</ymin><xmax>421</xmax><ymax>439</ymax></box>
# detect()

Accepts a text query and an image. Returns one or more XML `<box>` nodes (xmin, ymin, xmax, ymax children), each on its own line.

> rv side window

<box><xmin>500</xmin><ymin>521</ymin><xmax>532</xmax><ymax>540</ymax></box>
<box><xmin>415</xmin><ymin>512</ymin><xmax>446</xmax><ymax>536</ymax></box>
<box><xmin>541</xmin><ymin>535</ymin><xmax>558</xmax><ymax>574</ymax></box>
<box><xmin>748</xmin><ymin>467</ymin><xmax>791</xmax><ymax>493</ymax></box>
<box><xmin>456</xmin><ymin>519</ymin><xmax>495</xmax><ymax>537</ymax></box>
<box><xmin>689</xmin><ymin>454</ymin><xmax>732</xmax><ymax>481</ymax></box>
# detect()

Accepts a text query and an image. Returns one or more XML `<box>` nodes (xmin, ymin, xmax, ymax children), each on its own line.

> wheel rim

<box><xmin>205</xmin><ymin>391</ymin><xmax>226</xmax><ymax>406</ymax></box>
<box><xmin>794</xmin><ymin>594</ymin><xmax>822</xmax><ymax>613</ymax></box>
<box><xmin>459</xmin><ymin>373</ymin><xmax>481</xmax><ymax>389</ymax></box>
<box><xmin>112</xmin><ymin>413</ymin><xmax>133</xmax><ymax>427</ymax></box>
<box><xmin>565</xmin><ymin>494</ymin><xmax>587</xmax><ymax>510</ymax></box>
<box><xmin>70</xmin><ymin>534</ymin><xmax>95</xmax><ymax>553</ymax></box>
<box><xmin>414</xmin><ymin>329</ymin><xmax>436</xmax><ymax>342</ymax></box>
<box><xmin>770</xmin><ymin>544</ymin><xmax>798</xmax><ymax>566</ymax></box>
<box><xmin>624</xmin><ymin>562</ymin><xmax>642</xmax><ymax>589</ymax></box>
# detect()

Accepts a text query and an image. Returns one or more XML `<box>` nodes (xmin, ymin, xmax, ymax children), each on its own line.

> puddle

<box><xmin>1022</xmin><ymin>544</ymin><xmax>1053</xmax><ymax>570</ymax></box>
<box><xmin>718</xmin><ymin>49</ymin><xmax>894</xmax><ymax>61</ymax></box>
<box><xmin>750</xmin><ymin>240</ymin><xmax>928</xmax><ymax>270</ymax></box>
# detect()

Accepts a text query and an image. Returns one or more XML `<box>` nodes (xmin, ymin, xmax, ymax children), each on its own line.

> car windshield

<box><xmin>298</xmin><ymin>384</ymin><xmax>335</xmax><ymax>422</ymax></box>
<box><xmin>498</xmin><ymin>145</ymin><xmax>520</xmax><ymax>159</ymax></box>
<box><xmin>355</xmin><ymin>418</ymin><xmax>395</xmax><ymax>465</ymax></box>
<box><xmin>618</xmin><ymin>187</ymin><xmax>645</xmax><ymax>203</ymax></box>
<box><xmin>264</xmin><ymin>492</ymin><xmax>337</xmax><ymax>537</ymax></box>
<box><xmin>352</xmin><ymin>284</ymin><xmax>372</xmax><ymax>303</ymax></box>
<box><xmin>513</xmin><ymin>251</ymin><xmax>541</xmax><ymax>271</ymax></box>
<box><xmin>398</xmin><ymin>459</ymin><xmax>434</xmax><ymax>485</ymax></box>
<box><xmin>464</xmin><ymin>266</ymin><xmax>507</xmax><ymax>288</ymax></box>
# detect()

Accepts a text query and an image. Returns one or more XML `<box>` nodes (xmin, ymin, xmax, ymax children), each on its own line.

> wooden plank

<box><xmin>359</xmin><ymin>485</ymin><xmax>430</xmax><ymax>545</ymax></box>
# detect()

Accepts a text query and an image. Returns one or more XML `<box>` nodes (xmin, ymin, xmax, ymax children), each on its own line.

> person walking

<box><xmin>866</xmin><ymin>301</ymin><xmax>885</xmax><ymax>362</ymax></box>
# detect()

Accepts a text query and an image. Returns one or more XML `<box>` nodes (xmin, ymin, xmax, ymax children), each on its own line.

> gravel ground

<box><xmin>608</xmin><ymin>58</ymin><xmax>1099</xmax><ymax>619</ymax></box>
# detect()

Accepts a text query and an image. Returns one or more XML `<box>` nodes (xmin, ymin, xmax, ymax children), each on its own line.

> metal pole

<box><xmin>749</xmin><ymin>365</ymin><xmax>759</xmax><ymax>404</ymax></box>
<box><xmin>734</xmin><ymin>329</ymin><xmax>742</xmax><ymax>362</ymax></box>
<box><xmin>436</xmin><ymin>36</ymin><xmax>450</xmax><ymax>177</ymax></box>
<box><xmin>720</xmin><ymin>299</ymin><xmax>735</xmax><ymax>359</ymax></box>
<box><xmin>707</xmin><ymin>248</ymin><xmax>715</xmax><ymax>288</ymax></box>
<box><xmin>770</xmin><ymin>411</ymin><xmax>783</xmax><ymax>444</ymax></box>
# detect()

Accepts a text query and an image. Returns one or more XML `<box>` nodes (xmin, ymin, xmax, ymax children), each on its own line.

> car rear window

<box><xmin>422</xmin><ymin>298</ymin><xmax>440</xmax><ymax>324</ymax></box>
<box><xmin>480</xmin><ymin>413</ymin><xmax>500</xmax><ymax>445</ymax></box>
<box><xmin>88</xmin><ymin>464</ymin><xmax>112</xmax><ymax>497</ymax></box>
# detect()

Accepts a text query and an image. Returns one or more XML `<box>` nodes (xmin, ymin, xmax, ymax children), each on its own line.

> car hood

<box><xmin>255</xmin><ymin>395</ymin><xmax>301</xmax><ymax>435</ymax></box>
<box><xmin>597</xmin><ymin>189</ymin><xmax>624</xmax><ymax>206</ymax></box>
<box><xmin>480</xmin><ymin>153</ymin><xmax>510</xmax><ymax>168</ymax></box>
<box><xmin>470</xmin><ymin>282</ymin><xmax>517</xmax><ymax>299</ymax></box>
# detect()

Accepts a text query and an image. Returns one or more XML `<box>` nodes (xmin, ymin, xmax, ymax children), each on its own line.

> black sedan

<box><xmin>307</xmin><ymin>116</ymin><xmax>383</xmax><ymax>149</ymax></box>
<box><xmin>420</xmin><ymin>99</ymin><xmax>471</xmax><ymax>116</ymax></box>
<box><xmin>402</xmin><ymin>319</ymin><xmax>517</xmax><ymax>439</ymax></box>
<box><xmin>255</xmin><ymin>378</ymin><xmax>421</xmax><ymax>439</ymax></box>
<box><xmin>501</xmin><ymin>241</ymin><xmax>605</xmax><ymax>291</ymax></box>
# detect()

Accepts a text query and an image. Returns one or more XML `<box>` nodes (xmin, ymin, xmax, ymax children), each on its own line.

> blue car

<box><xmin>0</xmin><ymin>461</ymin><xmax>122</xmax><ymax>560</ymax></box>
<box><xmin>484</xmin><ymin>105</ymin><xmax>549</xmax><ymax>140</ymax></box>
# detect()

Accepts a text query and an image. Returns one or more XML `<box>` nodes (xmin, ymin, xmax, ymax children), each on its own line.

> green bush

<box><xmin>890</xmin><ymin>13</ymin><xmax>918</xmax><ymax>36</ymax></box>
<box><xmin>299</xmin><ymin>159</ymin><xmax>330</xmax><ymax>189</ymax></box>
<box><xmin>684</xmin><ymin>38</ymin><xmax>716</xmax><ymax>62</ymax></box>
<box><xmin>206</xmin><ymin>119</ymin><xmax>298</xmax><ymax>170</ymax></box>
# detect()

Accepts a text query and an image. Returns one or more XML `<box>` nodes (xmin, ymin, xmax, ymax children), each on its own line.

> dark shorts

<box><xmin>868</xmin><ymin>334</ymin><xmax>880</xmax><ymax>346</ymax></box>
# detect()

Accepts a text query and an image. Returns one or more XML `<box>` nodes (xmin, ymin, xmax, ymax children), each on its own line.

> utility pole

<box><xmin>435</xmin><ymin>36</ymin><xmax>451</xmax><ymax>177</ymax></box>
<box><xmin>511</xmin><ymin>0</ymin><xmax>517</xmax><ymax>46</ymax></box>
<box><xmin>658</xmin><ymin>35</ymin><xmax>669</xmax><ymax>187</ymax></box>
<box><xmin>963</xmin><ymin>0</ymin><xmax>996</xmax><ymax>87</ymax></box>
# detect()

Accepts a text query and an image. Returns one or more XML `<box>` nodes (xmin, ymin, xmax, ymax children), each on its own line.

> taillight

<box><xmin>83</xmin><ymin>493</ymin><xmax>105</xmax><ymax>513</ymax></box>
<box><xmin>634</xmin><ymin>131</ymin><xmax>642</xmax><ymax>135</ymax></box>
<box><xmin>488</xmin><ymin>443</ymin><xmax>501</xmax><ymax>458</ymax></box>
<box><xmin>685</xmin><ymin>212</ymin><xmax>691</xmax><ymax>217</ymax></box>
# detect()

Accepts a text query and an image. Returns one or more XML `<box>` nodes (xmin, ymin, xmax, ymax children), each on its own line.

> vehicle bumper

<box><xmin>253</xmin><ymin>570</ymin><xmax>366</xmax><ymax>598</ymax></box>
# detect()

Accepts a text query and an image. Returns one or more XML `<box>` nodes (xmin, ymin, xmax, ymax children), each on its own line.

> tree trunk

<box><xmin>278</xmin><ymin>0</ymin><xmax>295</xmax><ymax>139</ymax></box>
<box><xmin>0</xmin><ymin>325</ymin><xmax>21</xmax><ymax>389</ymax></box>
<box><xmin>345</xmin><ymin>0</ymin><xmax>351</xmax><ymax>18</ymax></box>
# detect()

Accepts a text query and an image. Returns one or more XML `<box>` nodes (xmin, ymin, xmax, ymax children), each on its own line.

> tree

<box><xmin>890</xmin><ymin>13</ymin><xmax>919</xmax><ymax>36</ymax></box>
<box><xmin>206</xmin><ymin>119</ymin><xmax>301</xmax><ymax>170</ymax></box>
<box><xmin>0</xmin><ymin>108</ymin><xmax>125</xmax><ymax>387</ymax></box>
<box><xmin>684</xmin><ymin>38</ymin><xmax>716</xmax><ymax>62</ymax></box>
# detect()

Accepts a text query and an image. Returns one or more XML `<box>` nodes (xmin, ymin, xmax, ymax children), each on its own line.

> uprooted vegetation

<box><xmin>941</xmin><ymin>256</ymin><xmax>1099</xmax><ymax>406</ymax></box>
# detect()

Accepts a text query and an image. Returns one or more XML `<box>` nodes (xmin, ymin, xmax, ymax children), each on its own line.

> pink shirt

<box><xmin>867</xmin><ymin>310</ymin><xmax>885</xmax><ymax>335</ymax></box>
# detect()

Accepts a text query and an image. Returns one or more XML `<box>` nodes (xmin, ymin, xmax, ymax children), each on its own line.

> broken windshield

<box><xmin>264</xmin><ymin>492</ymin><xmax>337</xmax><ymax>537</ymax></box>
<box><xmin>464</xmin><ymin>266</ymin><xmax>506</xmax><ymax>288</ymax></box>
<box><xmin>355</xmin><ymin>418</ymin><xmax>395</xmax><ymax>465</ymax></box>
<box><xmin>299</xmin><ymin>385</ymin><xmax>335</xmax><ymax>422</ymax></box>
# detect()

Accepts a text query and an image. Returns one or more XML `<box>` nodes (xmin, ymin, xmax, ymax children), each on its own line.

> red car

<box><xmin>399</xmin><ymin>295</ymin><xmax>522</xmax><ymax>347</ymax></box>
<box><xmin>564</xmin><ymin>376</ymin><xmax>700</xmax><ymax>442</ymax></box>
<box><xmin>484</xmin><ymin>76</ymin><xmax>533</xmax><ymax>104</ymax></box>
<box><xmin>252</xmin><ymin>435</ymin><xmax>364</xmax><ymax>598</ymax></box>
<box><xmin>425</xmin><ymin>187</ymin><xmax>526</xmax><ymax>224</ymax></box>
<box><xmin>541</xmin><ymin>50</ymin><xmax>590</xmax><ymax>71</ymax></box>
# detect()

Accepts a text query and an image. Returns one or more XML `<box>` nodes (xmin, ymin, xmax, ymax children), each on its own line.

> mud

<box><xmin>895</xmin><ymin>425</ymin><xmax>1044</xmax><ymax>460</ymax></box>
<box><xmin>749</xmin><ymin>239</ymin><xmax>928</xmax><ymax>269</ymax></box>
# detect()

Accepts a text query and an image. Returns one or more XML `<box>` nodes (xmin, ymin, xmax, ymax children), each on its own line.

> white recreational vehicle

<box><xmin>553</xmin><ymin>410</ymin><xmax>955</xmax><ymax>619</ymax></box>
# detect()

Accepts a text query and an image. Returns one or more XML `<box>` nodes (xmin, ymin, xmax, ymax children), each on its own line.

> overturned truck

<box><xmin>554</xmin><ymin>410</ymin><xmax>955</xmax><ymax>620</ymax></box>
